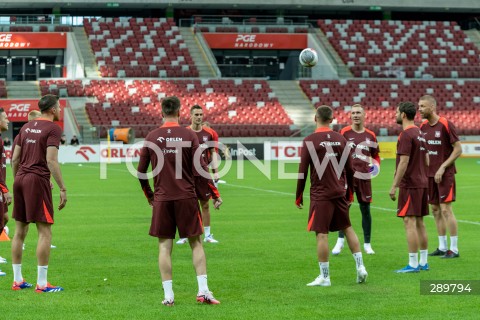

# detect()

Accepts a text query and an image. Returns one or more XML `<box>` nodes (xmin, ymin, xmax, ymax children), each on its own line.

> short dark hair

<box><xmin>316</xmin><ymin>105</ymin><xmax>333</xmax><ymax>122</ymax></box>
<box><xmin>419</xmin><ymin>95</ymin><xmax>437</xmax><ymax>107</ymax></box>
<box><xmin>190</xmin><ymin>104</ymin><xmax>203</xmax><ymax>113</ymax></box>
<box><xmin>161</xmin><ymin>96</ymin><xmax>181</xmax><ymax>116</ymax></box>
<box><xmin>0</xmin><ymin>108</ymin><xmax>4</xmax><ymax>113</ymax></box>
<box><xmin>38</xmin><ymin>94</ymin><xmax>59</xmax><ymax>112</ymax></box>
<box><xmin>398</xmin><ymin>101</ymin><xmax>416</xmax><ymax>120</ymax></box>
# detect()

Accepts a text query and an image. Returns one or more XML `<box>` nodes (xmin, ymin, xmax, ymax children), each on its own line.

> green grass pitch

<box><xmin>1</xmin><ymin>158</ymin><xmax>479</xmax><ymax>319</ymax></box>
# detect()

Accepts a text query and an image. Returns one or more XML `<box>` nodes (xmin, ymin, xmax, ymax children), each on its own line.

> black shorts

<box><xmin>195</xmin><ymin>176</ymin><xmax>212</xmax><ymax>202</ymax></box>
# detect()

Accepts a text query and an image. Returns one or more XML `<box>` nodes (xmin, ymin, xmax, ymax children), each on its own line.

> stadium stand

<box><xmin>41</xmin><ymin>79</ymin><xmax>294</xmax><ymax>138</ymax></box>
<box><xmin>84</xmin><ymin>17</ymin><xmax>199</xmax><ymax>78</ymax></box>
<box><xmin>300</xmin><ymin>79</ymin><xmax>480</xmax><ymax>135</ymax></box>
<box><xmin>317</xmin><ymin>19</ymin><xmax>480</xmax><ymax>79</ymax></box>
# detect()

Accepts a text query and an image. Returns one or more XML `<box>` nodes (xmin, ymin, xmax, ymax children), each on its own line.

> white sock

<box><xmin>197</xmin><ymin>275</ymin><xmax>209</xmax><ymax>293</ymax></box>
<box><xmin>438</xmin><ymin>235</ymin><xmax>447</xmax><ymax>251</ymax></box>
<box><xmin>204</xmin><ymin>226</ymin><xmax>211</xmax><ymax>237</ymax></box>
<box><xmin>419</xmin><ymin>250</ymin><xmax>428</xmax><ymax>266</ymax></box>
<box><xmin>408</xmin><ymin>253</ymin><xmax>418</xmax><ymax>268</ymax></box>
<box><xmin>162</xmin><ymin>280</ymin><xmax>174</xmax><ymax>301</ymax></box>
<box><xmin>337</xmin><ymin>237</ymin><xmax>345</xmax><ymax>246</ymax></box>
<box><xmin>37</xmin><ymin>265</ymin><xmax>48</xmax><ymax>287</ymax></box>
<box><xmin>13</xmin><ymin>264</ymin><xmax>23</xmax><ymax>283</ymax></box>
<box><xmin>319</xmin><ymin>262</ymin><xmax>329</xmax><ymax>279</ymax></box>
<box><xmin>450</xmin><ymin>236</ymin><xmax>458</xmax><ymax>253</ymax></box>
<box><xmin>352</xmin><ymin>252</ymin><xmax>364</xmax><ymax>269</ymax></box>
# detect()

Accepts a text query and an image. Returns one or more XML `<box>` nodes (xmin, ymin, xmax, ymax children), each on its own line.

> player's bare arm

<box><xmin>137</xmin><ymin>149</ymin><xmax>154</xmax><ymax>207</ymax></box>
<box><xmin>11</xmin><ymin>144</ymin><xmax>21</xmax><ymax>177</ymax></box>
<box><xmin>435</xmin><ymin>141</ymin><xmax>462</xmax><ymax>184</ymax></box>
<box><xmin>46</xmin><ymin>146</ymin><xmax>67</xmax><ymax>210</ymax></box>
<box><xmin>295</xmin><ymin>141</ymin><xmax>310</xmax><ymax>209</ymax></box>
<box><xmin>210</xmin><ymin>148</ymin><xmax>219</xmax><ymax>181</ymax></box>
<box><xmin>390</xmin><ymin>155</ymin><xmax>409</xmax><ymax>201</ymax></box>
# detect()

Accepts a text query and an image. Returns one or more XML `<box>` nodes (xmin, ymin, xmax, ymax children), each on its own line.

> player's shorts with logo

<box><xmin>428</xmin><ymin>175</ymin><xmax>456</xmax><ymax>204</ymax></box>
<box><xmin>149</xmin><ymin>198</ymin><xmax>203</xmax><ymax>239</ymax></box>
<box><xmin>12</xmin><ymin>173</ymin><xmax>55</xmax><ymax>224</ymax></box>
<box><xmin>194</xmin><ymin>176</ymin><xmax>212</xmax><ymax>201</ymax></box>
<box><xmin>353</xmin><ymin>177</ymin><xmax>372</xmax><ymax>203</ymax></box>
<box><xmin>397</xmin><ymin>188</ymin><xmax>429</xmax><ymax>218</ymax></box>
<box><xmin>308</xmin><ymin>196</ymin><xmax>351</xmax><ymax>233</ymax></box>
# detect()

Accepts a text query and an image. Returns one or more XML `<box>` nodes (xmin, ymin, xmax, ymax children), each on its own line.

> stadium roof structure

<box><xmin>1</xmin><ymin>0</ymin><xmax>480</xmax><ymax>12</ymax></box>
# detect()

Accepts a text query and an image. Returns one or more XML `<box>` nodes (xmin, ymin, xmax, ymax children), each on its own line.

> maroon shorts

<box><xmin>353</xmin><ymin>177</ymin><xmax>372</xmax><ymax>203</ymax></box>
<box><xmin>195</xmin><ymin>176</ymin><xmax>212</xmax><ymax>202</ymax></box>
<box><xmin>308</xmin><ymin>197</ymin><xmax>351</xmax><ymax>234</ymax></box>
<box><xmin>428</xmin><ymin>176</ymin><xmax>456</xmax><ymax>204</ymax></box>
<box><xmin>149</xmin><ymin>198</ymin><xmax>203</xmax><ymax>239</ymax></box>
<box><xmin>13</xmin><ymin>174</ymin><xmax>54</xmax><ymax>224</ymax></box>
<box><xmin>397</xmin><ymin>188</ymin><xmax>429</xmax><ymax>218</ymax></box>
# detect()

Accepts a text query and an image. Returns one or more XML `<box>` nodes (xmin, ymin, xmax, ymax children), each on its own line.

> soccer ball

<box><xmin>299</xmin><ymin>48</ymin><xmax>318</xmax><ymax>68</ymax></box>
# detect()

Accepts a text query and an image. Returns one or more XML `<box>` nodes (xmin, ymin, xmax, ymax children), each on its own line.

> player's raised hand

<box><xmin>58</xmin><ymin>189</ymin><xmax>67</xmax><ymax>210</ymax></box>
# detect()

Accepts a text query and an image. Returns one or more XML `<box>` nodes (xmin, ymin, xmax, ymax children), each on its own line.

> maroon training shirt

<box><xmin>340</xmin><ymin>125</ymin><xmax>380</xmax><ymax>174</ymax></box>
<box><xmin>15</xmin><ymin>119</ymin><xmax>62</xmax><ymax>180</ymax></box>
<box><xmin>396</xmin><ymin>125</ymin><xmax>428</xmax><ymax>189</ymax></box>
<box><xmin>296</xmin><ymin>127</ymin><xmax>354</xmax><ymax>205</ymax></box>
<box><xmin>420</xmin><ymin>117</ymin><xmax>459</xmax><ymax>177</ymax></box>
<box><xmin>188</xmin><ymin>126</ymin><xmax>219</xmax><ymax>166</ymax></box>
<box><xmin>138</xmin><ymin>122</ymin><xmax>200</xmax><ymax>201</ymax></box>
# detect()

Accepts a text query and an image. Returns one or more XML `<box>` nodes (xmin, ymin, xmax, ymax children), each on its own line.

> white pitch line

<box><xmin>224</xmin><ymin>183</ymin><xmax>480</xmax><ymax>226</ymax></box>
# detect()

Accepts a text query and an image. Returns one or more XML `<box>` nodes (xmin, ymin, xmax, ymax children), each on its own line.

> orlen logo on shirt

<box><xmin>25</xmin><ymin>128</ymin><xmax>42</xmax><ymax>134</ymax></box>
<box><xmin>9</xmin><ymin>103</ymin><xmax>31</xmax><ymax>112</ymax></box>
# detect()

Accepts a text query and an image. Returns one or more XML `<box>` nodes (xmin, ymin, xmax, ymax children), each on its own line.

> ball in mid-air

<box><xmin>299</xmin><ymin>48</ymin><xmax>318</xmax><ymax>67</ymax></box>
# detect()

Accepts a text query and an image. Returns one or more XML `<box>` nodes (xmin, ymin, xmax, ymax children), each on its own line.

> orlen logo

<box><xmin>0</xmin><ymin>34</ymin><xmax>13</xmax><ymax>42</ymax></box>
<box><xmin>9</xmin><ymin>104</ymin><xmax>31</xmax><ymax>112</ymax></box>
<box><xmin>25</xmin><ymin>128</ymin><xmax>42</xmax><ymax>134</ymax></box>
<box><xmin>76</xmin><ymin>146</ymin><xmax>96</xmax><ymax>161</ymax></box>
<box><xmin>235</xmin><ymin>35</ymin><xmax>256</xmax><ymax>43</ymax></box>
